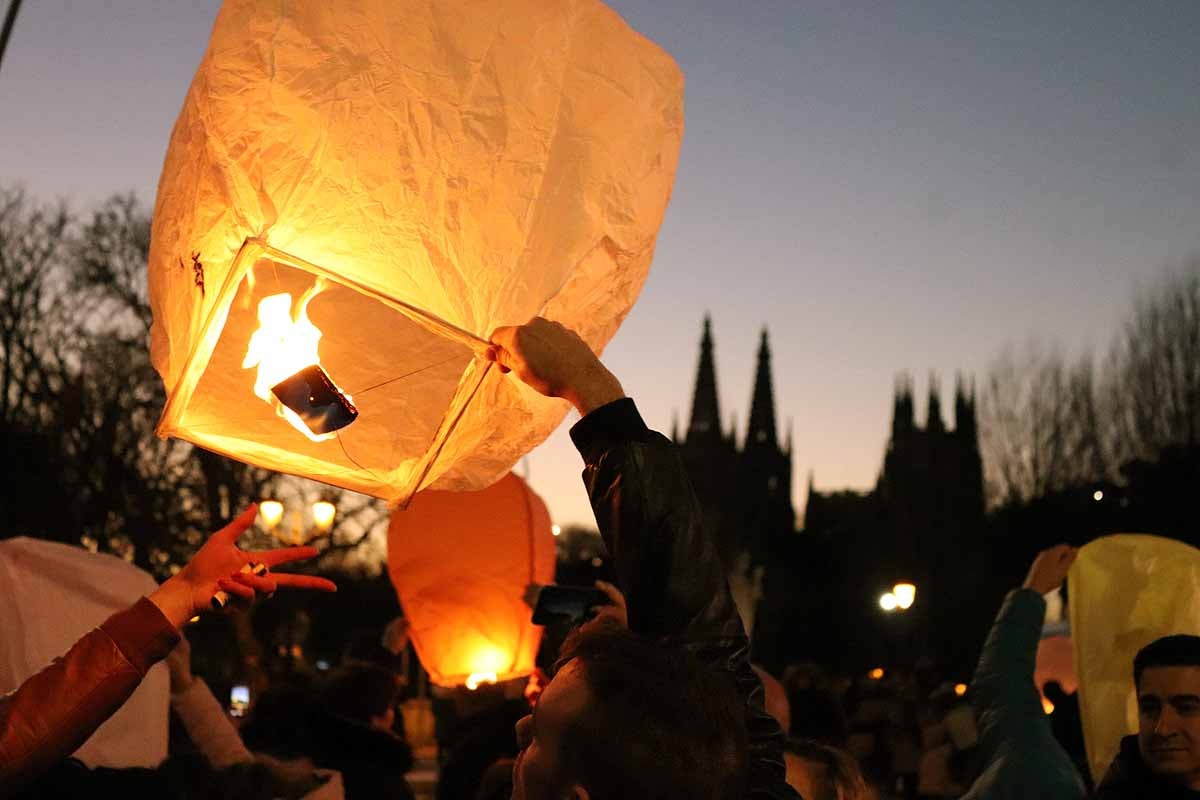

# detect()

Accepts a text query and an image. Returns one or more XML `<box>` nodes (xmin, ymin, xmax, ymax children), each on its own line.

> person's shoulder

<box><xmin>1093</xmin><ymin>735</ymin><xmax>1149</xmax><ymax>798</ymax></box>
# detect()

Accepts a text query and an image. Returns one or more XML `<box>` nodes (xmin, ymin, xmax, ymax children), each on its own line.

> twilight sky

<box><xmin>2</xmin><ymin>1</ymin><xmax>1198</xmax><ymax>529</ymax></box>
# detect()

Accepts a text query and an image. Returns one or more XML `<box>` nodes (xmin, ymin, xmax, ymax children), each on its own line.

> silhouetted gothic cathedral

<box><xmin>674</xmin><ymin>316</ymin><xmax>988</xmax><ymax>674</ymax></box>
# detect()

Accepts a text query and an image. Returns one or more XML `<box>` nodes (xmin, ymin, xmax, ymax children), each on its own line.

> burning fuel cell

<box><xmin>153</xmin><ymin>239</ymin><xmax>494</xmax><ymax>508</ymax></box>
<box><xmin>241</xmin><ymin>283</ymin><xmax>356</xmax><ymax>440</ymax></box>
<box><xmin>271</xmin><ymin>364</ymin><xmax>357</xmax><ymax>435</ymax></box>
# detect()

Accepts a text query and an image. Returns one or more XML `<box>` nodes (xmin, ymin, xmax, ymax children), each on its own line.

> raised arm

<box><xmin>489</xmin><ymin>318</ymin><xmax>797</xmax><ymax>799</ymax></box>
<box><xmin>0</xmin><ymin>507</ymin><xmax>337</xmax><ymax>796</ymax></box>
<box><xmin>961</xmin><ymin>544</ymin><xmax>1086</xmax><ymax>800</ymax></box>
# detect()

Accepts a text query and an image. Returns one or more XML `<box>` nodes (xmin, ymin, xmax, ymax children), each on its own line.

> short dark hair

<box><xmin>1134</xmin><ymin>635</ymin><xmax>1200</xmax><ymax>689</ymax></box>
<box><xmin>554</xmin><ymin>618</ymin><xmax>748</xmax><ymax>800</ymax></box>
<box><xmin>321</xmin><ymin>662</ymin><xmax>400</xmax><ymax>725</ymax></box>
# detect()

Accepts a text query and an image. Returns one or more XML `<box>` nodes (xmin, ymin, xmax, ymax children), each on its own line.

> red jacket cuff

<box><xmin>100</xmin><ymin>596</ymin><xmax>181</xmax><ymax>675</ymax></box>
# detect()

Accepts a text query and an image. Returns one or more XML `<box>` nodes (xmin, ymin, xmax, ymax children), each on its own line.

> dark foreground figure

<box><xmin>487</xmin><ymin>318</ymin><xmax>799</xmax><ymax>800</ymax></box>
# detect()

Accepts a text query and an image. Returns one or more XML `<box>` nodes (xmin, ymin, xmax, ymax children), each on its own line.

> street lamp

<box><xmin>257</xmin><ymin>498</ymin><xmax>337</xmax><ymax>545</ymax></box>
<box><xmin>879</xmin><ymin>593</ymin><xmax>899</xmax><ymax>611</ymax></box>
<box><xmin>259</xmin><ymin>500</ymin><xmax>285</xmax><ymax>530</ymax></box>
<box><xmin>893</xmin><ymin>582</ymin><xmax>916</xmax><ymax>610</ymax></box>
<box><xmin>312</xmin><ymin>500</ymin><xmax>336</xmax><ymax>531</ymax></box>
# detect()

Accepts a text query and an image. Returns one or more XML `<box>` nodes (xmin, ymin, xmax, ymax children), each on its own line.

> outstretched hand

<box><xmin>1022</xmin><ymin>544</ymin><xmax>1078</xmax><ymax>596</ymax></box>
<box><xmin>486</xmin><ymin>317</ymin><xmax>625</xmax><ymax>415</ymax></box>
<box><xmin>149</xmin><ymin>505</ymin><xmax>337</xmax><ymax>629</ymax></box>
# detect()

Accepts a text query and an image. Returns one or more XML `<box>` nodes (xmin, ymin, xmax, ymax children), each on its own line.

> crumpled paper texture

<box><xmin>149</xmin><ymin>0</ymin><xmax>683</xmax><ymax>497</ymax></box>
<box><xmin>1068</xmin><ymin>533</ymin><xmax>1200</xmax><ymax>782</ymax></box>
<box><xmin>387</xmin><ymin>473</ymin><xmax>556</xmax><ymax>686</ymax></box>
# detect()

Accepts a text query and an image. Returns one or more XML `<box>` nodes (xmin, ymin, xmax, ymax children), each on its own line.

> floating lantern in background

<box><xmin>1069</xmin><ymin>534</ymin><xmax>1200</xmax><ymax>784</ymax></box>
<box><xmin>387</xmin><ymin>473</ymin><xmax>556</xmax><ymax>688</ymax></box>
<box><xmin>148</xmin><ymin>0</ymin><xmax>684</xmax><ymax>506</ymax></box>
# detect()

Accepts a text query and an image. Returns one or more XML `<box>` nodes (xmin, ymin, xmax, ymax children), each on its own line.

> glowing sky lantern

<box><xmin>1068</xmin><ymin>534</ymin><xmax>1200</xmax><ymax>783</ymax></box>
<box><xmin>387</xmin><ymin>473</ymin><xmax>556</xmax><ymax>688</ymax></box>
<box><xmin>148</xmin><ymin>0</ymin><xmax>683</xmax><ymax>506</ymax></box>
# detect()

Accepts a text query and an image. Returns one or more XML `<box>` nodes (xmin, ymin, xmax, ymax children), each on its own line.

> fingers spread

<box><xmin>217</xmin><ymin>577</ymin><xmax>256</xmax><ymax>599</ymax></box>
<box><xmin>257</xmin><ymin>545</ymin><xmax>320</xmax><ymax>568</ymax></box>
<box><xmin>233</xmin><ymin>572</ymin><xmax>278</xmax><ymax>595</ymax></box>
<box><xmin>216</xmin><ymin>505</ymin><xmax>259</xmax><ymax>545</ymax></box>
<box><xmin>273</xmin><ymin>573</ymin><xmax>339</xmax><ymax>593</ymax></box>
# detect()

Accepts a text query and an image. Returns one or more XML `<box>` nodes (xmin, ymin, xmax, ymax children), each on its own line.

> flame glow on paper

<box><xmin>241</xmin><ymin>281</ymin><xmax>337</xmax><ymax>442</ymax></box>
<box><xmin>149</xmin><ymin>0</ymin><xmax>683</xmax><ymax>503</ymax></box>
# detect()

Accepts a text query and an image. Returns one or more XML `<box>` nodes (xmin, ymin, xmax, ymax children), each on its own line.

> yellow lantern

<box><xmin>387</xmin><ymin>473</ymin><xmax>556</xmax><ymax>688</ymax></box>
<box><xmin>149</xmin><ymin>0</ymin><xmax>684</xmax><ymax>506</ymax></box>
<box><xmin>1069</xmin><ymin>534</ymin><xmax>1200</xmax><ymax>783</ymax></box>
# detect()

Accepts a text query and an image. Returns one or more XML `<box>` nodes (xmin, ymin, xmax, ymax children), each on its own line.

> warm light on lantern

<box><xmin>259</xmin><ymin>500</ymin><xmax>284</xmax><ymax>530</ymax></box>
<box><xmin>954</xmin><ymin>683</ymin><xmax>968</xmax><ymax>697</ymax></box>
<box><xmin>893</xmin><ymin>582</ymin><xmax>916</xmax><ymax>610</ymax></box>
<box><xmin>465</xmin><ymin>672</ymin><xmax>498</xmax><ymax>691</ymax></box>
<box><xmin>388</xmin><ymin>473</ymin><xmax>557</xmax><ymax>688</ymax></box>
<box><xmin>879</xmin><ymin>593</ymin><xmax>898</xmax><ymax>611</ymax></box>
<box><xmin>312</xmin><ymin>501</ymin><xmax>336</xmax><ymax>531</ymax></box>
<box><xmin>242</xmin><ymin>283</ymin><xmax>353</xmax><ymax>442</ymax></box>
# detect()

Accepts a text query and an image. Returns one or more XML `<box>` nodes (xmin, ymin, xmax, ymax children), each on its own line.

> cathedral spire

<box><xmin>892</xmin><ymin>373</ymin><xmax>914</xmax><ymax>437</ymax></box>
<box><xmin>954</xmin><ymin>373</ymin><xmax>977</xmax><ymax>439</ymax></box>
<box><xmin>746</xmin><ymin>327</ymin><xmax>779</xmax><ymax>448</ymax></box>
<box><xmin>686</xmin><ymin>314</ymin><xmax>722</xmax><ymax>440</ymax></box>
<box><xmin>927</xmin><ymin>373</ymin><xmax>945</xmax><ymax>433</ymax></box>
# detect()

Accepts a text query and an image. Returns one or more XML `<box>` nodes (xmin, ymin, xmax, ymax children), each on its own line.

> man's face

<box><xmin>1137</xmin><ymin>665</ymin><xmax>1200</xmax><ymax>788</ymax></box>
<box><xmin>512</xmin><ymin>659</ymin><xmax>589</xmax><ymax>800</ymax></box>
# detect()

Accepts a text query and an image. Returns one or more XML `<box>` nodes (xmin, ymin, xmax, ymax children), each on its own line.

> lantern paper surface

<box><xmin>387</xmin><ymin>473</ymin><xmax>556</xmax><ymax>687</ymax></box>
<box><xmin>0</xmin><ymin>538</ymin><xmax>169</xmax><ymax>768</ymax></box>
<box><xmin>149</xmin><ymin>0</ymin><xmax>683</xmax><ymax>505</ymax></box>
<box><xmin>1068</xmin><ymin>534</ymin><xmax>1200</xmax><ymax>782</ymax></box>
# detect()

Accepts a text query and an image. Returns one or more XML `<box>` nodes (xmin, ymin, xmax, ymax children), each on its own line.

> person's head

<box><xmin>322</xmin><ymin>662</ymin><xmax>401</xmax><ymax>733</ymax></box>
<box><xmin>512</xmin><ymin>618</ymin><xmax>748</xmax><ymax>800</ymax></box>
<box><xmin>1133</xmin><ymin>635</ymin><xmax>1200</xmax><ymax>788</ymax></box>
<box><xmin>783</xmin><ymin>738</ymin><xmax>870</xmax><ymax>800</ymax></box>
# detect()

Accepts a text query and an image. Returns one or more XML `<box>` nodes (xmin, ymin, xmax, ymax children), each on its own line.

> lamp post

<box><xmin>879</xmin><ymin>581</ymin><xmax>917</xmax><ymax>613</ymax></box>
<box><xmin>257</xmin><ymin>498</ymin><xmax>337</xmax><ymax>545</ymax></box>
<box><xmin>879</xmin><ymin>581</ymin><xmax>919</xmax><ymax>671</ymax></box>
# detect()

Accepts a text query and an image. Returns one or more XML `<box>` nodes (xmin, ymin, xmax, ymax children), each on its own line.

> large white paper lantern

<box><xmin>149</xmin><ymin>0</ymin><xmax>683</xmax><ymax>506</ymax></box>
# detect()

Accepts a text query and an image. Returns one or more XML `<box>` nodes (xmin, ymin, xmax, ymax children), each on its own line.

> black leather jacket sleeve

<box><xmin>570</xmin><ymin>398</ymin><xmax>800</xmax><ymax>799</ymax></box>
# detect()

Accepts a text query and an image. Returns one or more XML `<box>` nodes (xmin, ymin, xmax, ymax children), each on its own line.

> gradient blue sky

<box><xmin>2</xmin><ymin>1</ymin><xmax>1198</xmax><ymax>528</ymax></box>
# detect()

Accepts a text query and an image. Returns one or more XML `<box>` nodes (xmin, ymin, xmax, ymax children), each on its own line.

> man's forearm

<box><xmin>563</xmin><ymin>362</ymin><xmax>626</xmax><ymax>417</ymax></box>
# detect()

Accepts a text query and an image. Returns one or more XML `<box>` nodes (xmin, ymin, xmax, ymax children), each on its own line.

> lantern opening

<box><xmin>160</xmin><ymin>239</ymin><xmax>492</xmax><ymax>506</ymax></box>
<box><xmin>465</xmin><ymin>672</ymin><xmax>498</xmax><ymax>691</ymax></box>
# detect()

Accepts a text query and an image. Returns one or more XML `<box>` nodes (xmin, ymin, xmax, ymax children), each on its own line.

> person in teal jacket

<box><xmin>960</xmin><ymin>545</ymin><xmax>1088</xmax><ymax>800</ymax></box>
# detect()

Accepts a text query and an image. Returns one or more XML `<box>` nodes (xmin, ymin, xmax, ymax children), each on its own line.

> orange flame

<box><xmin>242</xmin><ymin>280</ymin><xmax>335</xmax><ymax>441</ymax></box>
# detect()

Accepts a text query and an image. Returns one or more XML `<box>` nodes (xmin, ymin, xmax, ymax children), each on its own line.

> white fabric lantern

<box><xmin>0</xmin><ymin>539</ymin><xmax>169</xmax><ymax>768</ymax></box>
<box><xmin>149</xmin><ymin>0</ymin><xmax>683</xmax><ymax>506</ymax></box>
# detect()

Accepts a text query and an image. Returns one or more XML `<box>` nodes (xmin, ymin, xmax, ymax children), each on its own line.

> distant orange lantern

<box><xmin>387</xmin><ymin>473</ymin><xmax>556</xmax><ymax>688</ymax></box>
